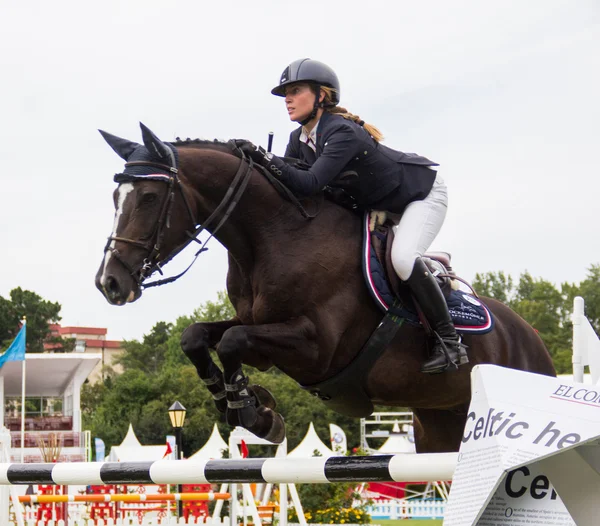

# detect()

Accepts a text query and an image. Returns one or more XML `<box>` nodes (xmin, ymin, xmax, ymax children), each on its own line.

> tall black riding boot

<box><xmin>406</xmin><ymin>258</ymin><xmax>469</xmax><ymax>374</ymax></box>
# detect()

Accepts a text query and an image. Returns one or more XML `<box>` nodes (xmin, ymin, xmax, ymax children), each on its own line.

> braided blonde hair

<box><xmin>320</xmin><ymin>86</ymin><xmax>384</xmax><ymax>142</ymax></box>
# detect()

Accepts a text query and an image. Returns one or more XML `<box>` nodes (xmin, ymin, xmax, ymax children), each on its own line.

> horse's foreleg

<box><xmin>216</xmin><ymin>317</ymin><xmax>318</xmax><ymax>443</ymax></box>
<box><xmin>181</xmin><ymin>319</ymin><xmax>241</xmax><ymax>413</ymax></box>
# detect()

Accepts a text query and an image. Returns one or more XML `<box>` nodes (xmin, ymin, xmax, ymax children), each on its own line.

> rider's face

<box><xmin>284</xmin><ymin>83</ymin><xmax>317</xmax><ymax>123</ymax></box>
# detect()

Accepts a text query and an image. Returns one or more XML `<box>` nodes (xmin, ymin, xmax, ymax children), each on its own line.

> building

<box><xmin>0</xmin><ymin>324</ymin><xmax>124</xmax><ymax>462</ymax></box>
<box><xmin>46</xmin><ymin>324</ymin><xmax>124</xmax><ymax>382</ymax></box>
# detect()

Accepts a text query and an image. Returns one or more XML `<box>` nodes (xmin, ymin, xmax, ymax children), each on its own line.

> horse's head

<box><xmin>95</xmin><ymin>123</ymin><xmax>196</xmax><ymax>305</ymax></box>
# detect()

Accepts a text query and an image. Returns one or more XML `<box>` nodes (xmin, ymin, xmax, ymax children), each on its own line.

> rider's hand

<box><xmin>230</xmin><ymin>139</ymin><xmax>283</xmax><ymax>178</ymax></box>
<box><xmin>231</xmin><ymin>139</ymin><xmax>267</xmax><ymax>164</ymax></box>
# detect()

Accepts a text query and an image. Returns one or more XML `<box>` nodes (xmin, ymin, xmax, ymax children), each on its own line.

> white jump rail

<box><xmin>0</xmin><ymin>454</ymin><xmax>457</xmax><ymax>486</ymax></box>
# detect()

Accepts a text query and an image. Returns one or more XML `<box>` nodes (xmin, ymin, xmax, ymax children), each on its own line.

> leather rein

<box><xmin>104</xmin><ymin>145</ymin><xmax>320</xmax><ymax>289</ymax></box>
<box><xmin>104</xmin><ymin>150</ymin><xmax>256</xmax><ymax>289</ymax></box>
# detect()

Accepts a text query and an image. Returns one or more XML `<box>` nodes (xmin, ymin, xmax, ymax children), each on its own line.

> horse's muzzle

<box><xmin>95</xmin><ymin>271</ymin><xmax>141</xmax><ymax>305</ymax></box>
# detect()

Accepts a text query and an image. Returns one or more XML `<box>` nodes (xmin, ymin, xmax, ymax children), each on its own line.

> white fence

<box><xmin>366</xmin><ymin>498</ymin><xmax>445</xmax><ymax>520</ymax></box>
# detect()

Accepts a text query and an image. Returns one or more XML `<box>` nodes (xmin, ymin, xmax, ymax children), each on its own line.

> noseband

<box><xmin>104</xmin><ymin>151</ymin><xmax>255</xmax><ymax>288</ymax></box>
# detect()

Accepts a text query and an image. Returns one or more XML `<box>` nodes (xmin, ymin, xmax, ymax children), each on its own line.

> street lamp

<box><xmin>168</xmin><ymin>401</ymin><xmax>186</xmax><ymax>518</ymax></box>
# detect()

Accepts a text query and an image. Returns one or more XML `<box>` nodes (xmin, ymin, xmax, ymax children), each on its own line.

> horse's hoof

<box><xmin>259</xmin><ymin>407</ymin><xmax>286</xmax><ymax>444</ymax></box>
<box><xmin>250</xmin><ymin>384</ymin><xmax>277</xmax><ymax>410</ymax></box>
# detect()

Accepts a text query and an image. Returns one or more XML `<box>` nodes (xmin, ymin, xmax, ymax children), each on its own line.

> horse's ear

<box><xmin>139</xmin><ymin>122</ymin><xmax>174</xmax><ymax>165</ymax></box>
<box><xmin>99</xmin><ymin>130</ymin><xmax>140</xmax><ymax>161</ymax></box>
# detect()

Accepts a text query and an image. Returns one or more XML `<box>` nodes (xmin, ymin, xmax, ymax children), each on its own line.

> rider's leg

<box><xmin>406</xmin><ymin>258</ymin><xmax>468</xmax><ymax>373</ymax></box>
<box><xmin>390</xmin><ymin>175</ymin><xmax>468</xmax><ymax>374</ymax></box>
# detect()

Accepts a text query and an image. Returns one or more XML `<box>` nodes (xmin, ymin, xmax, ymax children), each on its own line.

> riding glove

<box><xmin>231</xmin><ymin>140</ymin><xmax>286</xmax><ymax>178</ymax></box>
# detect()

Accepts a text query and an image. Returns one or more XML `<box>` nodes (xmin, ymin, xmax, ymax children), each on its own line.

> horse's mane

<box><xmin>171</xmin><ymin>137</ymin><xmax>237</xmax><ymax>155</ymax></box>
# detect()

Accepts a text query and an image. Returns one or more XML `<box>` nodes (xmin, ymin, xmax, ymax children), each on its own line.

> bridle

<box><xmin>103</xmin><ymin>150</ymin><xmax>256</xmax><ymax>289</ymax></box>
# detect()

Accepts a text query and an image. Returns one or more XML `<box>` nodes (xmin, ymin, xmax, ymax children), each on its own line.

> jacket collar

<box><xmin>314</xmin><ymin>110</ymin><xmax>335</xmax><ymax>151</ymax></box>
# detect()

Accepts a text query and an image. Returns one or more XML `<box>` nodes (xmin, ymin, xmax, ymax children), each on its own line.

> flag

<box><xmin>163</xmin><ymin>440</ymin><xmax>173</xmax><ymax>458</ymax></box>
<box><xmin>0</xmin><ymin>323</ymin><xmax>26</xmax><ymax>368</ymax></box>
<box><xmin>94</xmin><ymin>438</ymin><xmax>106</xmax><ymax>462</ymax></box>
<box><xmin>240</xmin><ymin>439</ymin><xmax>249</xmax><ymax>458</ymax></box>
<box><xmin>166</xmin><ymin>435</ymin><xmax>176</xmax><ymax>459</ymax></box>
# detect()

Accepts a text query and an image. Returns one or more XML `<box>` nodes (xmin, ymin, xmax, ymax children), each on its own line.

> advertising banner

<box><xmin>444</xmin><ymin>365</ymin><xmax>600</xmax><ymax>526</ymax></box>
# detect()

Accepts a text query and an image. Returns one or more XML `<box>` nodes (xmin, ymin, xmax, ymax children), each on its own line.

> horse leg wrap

<box><xmin>201</xmin><ymin>372</ymin><xmax>228</xmax><ymax>413</ymax></box>
<box><xmin>225</xmin><ymin>371</ymin><xmax>258</xmax><ymax>428</ymax></box>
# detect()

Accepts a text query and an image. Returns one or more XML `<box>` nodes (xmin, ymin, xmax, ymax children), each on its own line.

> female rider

<box><xmin>236</xmin><ymin>58</ymin><xmax>467</xmax><ymax>375</ymax></box>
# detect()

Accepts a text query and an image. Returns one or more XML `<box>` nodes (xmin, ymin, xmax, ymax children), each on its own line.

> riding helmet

<box><xmin>271</xmin><ymin>58</ymin><xmax>340</xmax><ymax>105</ymax></box>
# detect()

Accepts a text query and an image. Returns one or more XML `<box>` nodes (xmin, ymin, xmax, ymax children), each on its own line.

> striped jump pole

<box><xmin>19</xmin><ymin>492</ymin><xmax>231</xmax><ymax>504</ymax></box>
<box><xmin>0</xmin><ymin>453</ymin><xmax>457</xmax><ymax>486</ymax></box>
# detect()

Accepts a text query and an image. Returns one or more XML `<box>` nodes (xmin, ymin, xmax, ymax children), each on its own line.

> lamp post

<box><xmin>168</xmin><ymin>401</ymin><xmax>187</xmax><ymax>518</ymax></box>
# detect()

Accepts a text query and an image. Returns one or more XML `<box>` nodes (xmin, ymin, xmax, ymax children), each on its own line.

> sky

<box><xmin>0</xmin><ymin>0</ymin><xmax>598</xmax><ymax>342</ymax></box>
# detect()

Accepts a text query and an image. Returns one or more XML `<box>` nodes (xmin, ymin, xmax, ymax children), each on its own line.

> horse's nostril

<box><xmin>105</xmin><ymin>275</ymin><xmax>120</xmax><ymax>296</ymax></box>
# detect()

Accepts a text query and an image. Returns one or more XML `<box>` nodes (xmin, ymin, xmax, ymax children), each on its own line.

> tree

<box><xmin>0</xmin><ymin>287</ymin><xmax>71</xmax><ymax>353</ymax></box>
<box><xmin>472</xmin><ymin>270</ymin><xmax>599</xmax><ymax>374</ymax></box>
<box><xmin>570</xmin><ymin>265</ymin><xmax>600</xmax><ymax>332</ymax></box>
<box><xmin>116</xmin><ymin>321</ymin><xmax>173</xmax><ymax>375</ymax></box>
<box><xmin>472</xmin><ymin>271</ymin><xmax>515</xmax><ymax>304</ymax></box>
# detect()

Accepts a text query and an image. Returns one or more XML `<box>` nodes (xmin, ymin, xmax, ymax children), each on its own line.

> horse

<box><xmin>95</xmin><ymin>123</ymin><xmax>556</xmax><ymax>453</ymax></box>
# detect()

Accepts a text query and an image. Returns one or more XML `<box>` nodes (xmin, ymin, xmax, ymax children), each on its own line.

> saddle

<box><xmin>373</xmin><ymin>218</ymin><xmax>454</xmax><ymax>301</ymax></box>
<box><xmin>363</xmin><ymin>211</ymin><xmax>493</xmax><ymax>335</ymax></box>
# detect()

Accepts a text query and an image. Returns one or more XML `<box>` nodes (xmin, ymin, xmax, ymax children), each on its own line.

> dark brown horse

<box><xmin>95</xmin><ymin>123</ymin><xmax>556</xmax><ymax>453</ymax></box>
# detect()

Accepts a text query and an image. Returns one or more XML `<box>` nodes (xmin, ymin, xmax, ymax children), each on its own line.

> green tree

<box><xmin>0</xmin><ymin>287</ymin><xmax>71</xmax><ymax>353</ymax></box>
<box><xmin>472</xmin><ymin>271</ymin><xmax>515</xmax><ymax>304</ymax></box>
<box><xmin>472</xmin><ymin>270</ymin><xmax>600</xmax><ymax>374</ymax></box>
<box><xmin>116</xmin><ymin>321</ymin><xmax>173</xmax><ymax>375</ymax></box>
<box><xmin>571</xmin><ymin>265</ymin><xmax>600</xmax><ymax>332</ymax></box>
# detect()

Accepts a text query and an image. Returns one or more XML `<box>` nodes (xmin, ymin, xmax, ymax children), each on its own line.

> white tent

<box><xmin>189</xmin><ymin>424</ymin><xmax>228</xmax><ymax>460</ymax></box>
<box><xmin>120</xmin><ymin>424</ymin><xmax>141</xmax><ymax>448</ymax></box>
<box><xmin>288</xmin><ymin>422</ymin><xmax>335</xmax><ymax>458</ymax></box>
<box><xmin>107</xmin><ymin>424</ymin><xmax>170</xmax><ymax>462</ymax></box>
<box><xmin>378</xmin><ymin>422</ymin><xmax>416</xmax><ymax>454</ymax></box>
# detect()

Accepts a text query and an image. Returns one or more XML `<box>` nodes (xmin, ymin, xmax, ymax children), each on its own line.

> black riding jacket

<box><xmin>277</xmin><ymin>111</ymin><xmax>438</xmax><ymax>213</ymax></box>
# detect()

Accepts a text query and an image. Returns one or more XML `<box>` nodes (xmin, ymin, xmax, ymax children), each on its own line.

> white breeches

<box><xmin>391</xmin><ymin>175</ymin><xmax>448</xmax><ymax>281</ymax></box>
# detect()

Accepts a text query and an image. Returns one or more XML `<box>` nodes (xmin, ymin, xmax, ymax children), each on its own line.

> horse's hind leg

<box><xmin>412</xmin><ymin>406</ymin><xmax>469</xmax><ymax>453</ymax></box>
<box><xmin>216</xmin><ymin>317</ymin><xmax>318</xmax><ymax>443</ymax></box>
<box><xmin>181</xmin><ymin>320</ymin><xmax>241</xmax><ymax>413</ymax></box>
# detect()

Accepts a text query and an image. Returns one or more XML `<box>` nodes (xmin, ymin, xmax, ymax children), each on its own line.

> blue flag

<box><xmin>0</xmin><ymin>323</ymin><xmax>26</xmax><ymax>368</ymax></box>
<box><xmin>94</xmin><ymin>438</ymin><xmax>106</xmax><ymax>462</ymax></box>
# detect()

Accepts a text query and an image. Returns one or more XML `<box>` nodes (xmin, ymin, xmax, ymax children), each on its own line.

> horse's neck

<box><xmin>180</xmin><ymin>147</ymin><xmax>286</xmax><ymax>263</ymax></box>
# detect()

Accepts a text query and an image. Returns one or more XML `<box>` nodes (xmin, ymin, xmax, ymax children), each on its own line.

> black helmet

<box><xmin>271</xmin><ymin>58</ymin><xmax>340</xmax><ymax>105</ymax></box>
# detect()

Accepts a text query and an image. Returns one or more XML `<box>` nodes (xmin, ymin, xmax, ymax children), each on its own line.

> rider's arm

<box><xmin>267</xmin><ymin>125</ymin><xmax>359</xmax><ymax>197</ymax></box>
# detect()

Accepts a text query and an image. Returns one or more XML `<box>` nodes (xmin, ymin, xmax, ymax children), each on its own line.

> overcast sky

<box><xmin>0</xmin><ymin>0</ymin><xmax>598</xmax><ymax>341</ymax></box>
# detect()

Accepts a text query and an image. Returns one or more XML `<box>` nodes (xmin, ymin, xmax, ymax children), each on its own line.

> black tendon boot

<box><xmin>406</xmin><ymin>258</ymin><xmax>469</xmax><ymax>374</ymax></box>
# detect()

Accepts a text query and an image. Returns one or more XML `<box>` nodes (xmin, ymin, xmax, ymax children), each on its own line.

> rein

<box><xmin>105</xmin><ymin>145</ymin><xmax>321</xmax><ymax>289</ymax></box>
<box><xmin>105</xmin><ymin>151</ymin><xmax>255</xmax><ymax>289</ymax></box>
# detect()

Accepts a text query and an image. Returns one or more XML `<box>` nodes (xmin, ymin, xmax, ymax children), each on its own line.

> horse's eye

<box><xmin>141</xmin><ymin>193</ymin><xmax>158</xmax><ymax>205</ymax></box>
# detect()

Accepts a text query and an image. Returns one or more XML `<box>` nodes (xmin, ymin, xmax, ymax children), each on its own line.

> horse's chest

<box><xmin>236</xmin><ymin>292</ymin><xmax>293</xmax><ymax>326</ymax></box>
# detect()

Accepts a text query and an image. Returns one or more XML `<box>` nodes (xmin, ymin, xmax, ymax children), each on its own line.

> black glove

<box><xmin>231</xmin><ymin>139</ymin><xmax>268</xmax><ymax>165</ymax></box>
<box><xmin>231</xmin><ymin>139</ymin><xmax>287</xmax><ymax>179</ymax></box>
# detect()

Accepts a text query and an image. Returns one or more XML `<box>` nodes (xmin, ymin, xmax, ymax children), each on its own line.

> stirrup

<box><xmin>422</xmin><ymin>333</ymin><xmax>469</xmax><ymax>374</ymax></box>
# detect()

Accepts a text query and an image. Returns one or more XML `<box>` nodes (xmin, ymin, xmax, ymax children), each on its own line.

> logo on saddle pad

<box><xmin>463</xmin><ymin>295</ymin><xmax>482</xmax><ymax>307</ymax></box>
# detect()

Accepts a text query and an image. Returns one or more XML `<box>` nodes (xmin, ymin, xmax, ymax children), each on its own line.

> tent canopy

<box><xmin>288</xmin><ymin>423</ymin><xmax>335</xmax><ymax>458</ymax></box>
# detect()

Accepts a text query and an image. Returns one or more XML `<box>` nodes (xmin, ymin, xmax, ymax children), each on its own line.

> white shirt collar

<box><xmin>299</xmin><ymin>120</ymin><xmax>319</xmax><ymax>152</ymax></box>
